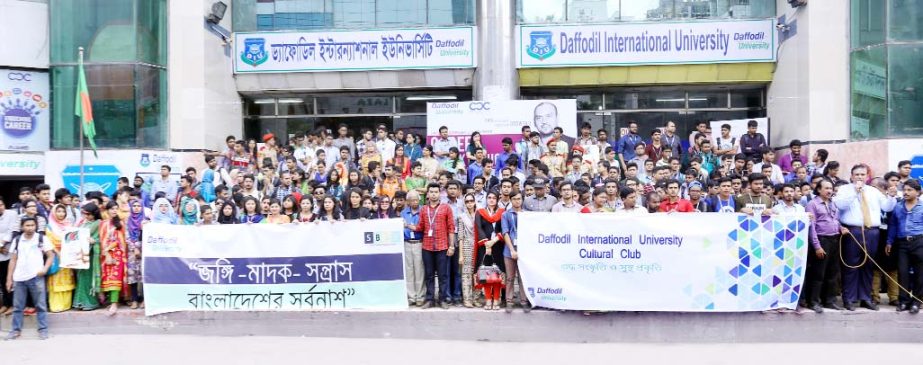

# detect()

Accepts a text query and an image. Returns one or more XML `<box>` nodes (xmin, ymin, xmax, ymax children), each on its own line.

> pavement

<box><xmin>0</xmin><ymin>336</ymin><xmax>921</xmax><ymax>365</ymax></box>
<box><xmin>1</xmin><ymin>301</ymin><xmax>922</xmax><ymax>343</ymax></box>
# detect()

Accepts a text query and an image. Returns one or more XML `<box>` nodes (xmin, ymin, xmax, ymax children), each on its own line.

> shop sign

<box><xmin>0</xmin><ymin>69</ymin><xmax>49</xmax><ymax>151</ymax></box>
<box><xmin>517</xmin><ymin>19</ymin><xmax>776</xmax><ymax>68</ymax></box>
<box><xmin>234</xmin><ymin>27</ymin><xmax>477</xmax><ymax>73</ymax></box>
<box><xmin>45</xmin><ymin>150</ymin><xmax>205</xmax><ymax>196</ymax></box>
<box><xmin>0</xmin><ymin>152</ymin><xmax>44</xmax><ymax>176</ymax></box>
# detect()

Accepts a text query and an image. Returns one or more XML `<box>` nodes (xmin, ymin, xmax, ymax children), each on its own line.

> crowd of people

<box><xmin>1</xmin><ymin>119</ymin><xmax>922</xmax><ymax>341</ymax></box>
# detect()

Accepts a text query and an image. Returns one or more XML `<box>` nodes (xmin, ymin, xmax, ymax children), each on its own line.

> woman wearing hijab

<box><xmin>151</xmin><ymin>198</ymin><xmax>178</xmax><ymax>224</ymax></box>
<box><xmin>73</xmin><ymin>203</ymin><xmax>102</xmax><ymax>311</ymax></box>
<box><xmin>125</xmin><ymin>199</ymin><xmax>147</xmax><ymax>309</ymax></box>
<box><xmin>100</xmin><ymin>201</ymin><xmax>128</xmax><ymax>315</ymax></box>
<box><xmin>198</xmin><ymin>169</ymin><xmax>217</xmax><ymax>203</ymax></box>
<box><xmin>46</xmin><ymin>204</ymin><xmax>76</xmax><ymax>312</ymax></box>
<box><xmin>179</xmin><ymin>195</ymin><xmax>200</xmax><ymax>225</ymax></box>
<box><xmin>473</xmin><ymin>191</ymin><xmax>506</xmax><ymax>311</ymax></box>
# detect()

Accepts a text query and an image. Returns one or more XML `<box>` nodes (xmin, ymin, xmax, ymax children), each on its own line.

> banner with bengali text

<box><xmin>518</xmin><ymin>212</ymin><xmax>808</xmax><ymax>312</ymax></box>
<box><xmin>142</xmin><ymin>220</ymin><xmax>407</xmax><ymax>315</ymax></box>
<box><xmin>234</xmin><ymin>27</ymin><xmax>476</xmax><ymax>73</ymax></box>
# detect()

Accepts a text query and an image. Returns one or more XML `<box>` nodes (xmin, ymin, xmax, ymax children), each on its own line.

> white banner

<box><xmin>0</xmin><ymin>152</ymin><xmax>43</xmax><ymax>176</ymax></box>
<box><xmin>44</xmin><ymin>149</ymin><xmax>205</xmax><ymax>197</ymax></box>
<box><xmin>234</xmin><ymin>27</ymin><xmax>477</xmax><ymax>73</ymax></box>
<box><xmin>60</xmin><ymin>227</ymin><xmax>90</xmax><ymax>270</ymax></box>
<box><xmin>517</xmin><ymin>19</ymin><xmax>776</xmax><ymax>68</ymax></box>
<box><xmin>0</xmin><ymin>69</ymin><xmax>49</xmax><ymax>151</ymax></box>
<box><xmin>142</xmin><ymin>219</ymin><xmax>407</xmax><ymax>315</ymax></box>
<box><xmin>518</xmin><ymin>212</ymin><xmax>808</xmax><ymax>312</ymax></box>
<box><xmin>426</xmin><ymin>100</ymin><xmax>578</xmax><ymax>161</ymax></box>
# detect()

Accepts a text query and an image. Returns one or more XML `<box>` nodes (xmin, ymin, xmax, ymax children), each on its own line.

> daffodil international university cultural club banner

<box><xmin>142</xmin><ymin>220</ymin><xmax>407</xmax><ymax>315</ymax></box>
<box><xmin>518</xmin><ymin>213</ymin><xmax>809</xmax><ymax>312</ymax></box>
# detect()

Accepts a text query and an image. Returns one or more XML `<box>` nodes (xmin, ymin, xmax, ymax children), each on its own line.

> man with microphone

<box><xmin>833</xmin><ymin>164</ymin><xmax>897</xmax><ymax>311</ymax></box>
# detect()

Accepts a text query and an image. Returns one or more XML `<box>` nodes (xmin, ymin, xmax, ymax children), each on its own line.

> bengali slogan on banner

<box><xmin>518</xmin><ymin>212</ymin><xmax>809</xmax><ymax>312</ymax></box>
<box><xmin>234</xmin><ymin>27</ymin><xmax>476</xmax><ymax>73</ymax></box>
<box><xmin>142</xmin><ymin>219</ymin><xmax>407</xmax><ymax>315</ymax></box>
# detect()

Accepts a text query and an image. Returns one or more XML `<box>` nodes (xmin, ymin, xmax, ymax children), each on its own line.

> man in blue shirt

<box><xmin>500</xmin><ymin>190</ymin><xmax>530</xmax><ymax>313</ymax></box>
<box><xmin>494</xmin><ymin>137</ymin><xmax>522</xmax><ymax>174</ymax></box>
<box><xmin>150</xmin><ymin>165</ymin><xmax>178</xmax><ymax>204</ymax></box>
<box><xmin>466</xmin><ymin>148</ymin><xmax>485</xmax><ymax>185</ymax></box>
<box><xmin>886</xmin><ymin>179</ymin><xmax>923</xmax><ymax>313</ymax></box>
<box><xmin>617</xmin><ymin>121</ymin><xmax>642</xmax><ymax>165</ymax></box>
<box><xmin>401</xmin><ymin>191</ymin><xmax>424</xmax><ymax>306</ymax></box>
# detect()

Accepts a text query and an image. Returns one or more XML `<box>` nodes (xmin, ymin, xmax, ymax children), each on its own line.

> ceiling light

<box><xmin>253</xmin><ymin>99</ymin><xmax>275</xmax><ymax>104</ymax></box>
<box><xmin>278</xmin><ymin>98</ymin><xmax>304</xmax><ymax>104</ymax></box>
<box><xmin>406</xmin><ymin>95</ymin><xmax>458</xmax><ymax>101</ymax></box>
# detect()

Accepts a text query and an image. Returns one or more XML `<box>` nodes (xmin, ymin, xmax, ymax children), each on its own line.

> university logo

<box><xmin>363</xmin><ymin>231</ymin><xmax>402</xmax><ymax>245</ymax></box>
<box><xmin>526</xmin><ymin>31</ymin><xmax>556</xmax><ymax>61</ymax></box>
<box><xmin>62</xmin><ymin>164</ymin><xmax>120</xmax><ymax>196</ymax></box>
<box><xmin>527</xmin><ymin>287</ymin><xmax>535</xmax><ymax>298</ymax></box>
<box><xmin>240</xmin><ymin>38</ymin><xmax>268</xmax><ymax>67</ymax></box>
<box><xmin>64</xmin><ymin>231</ymin><xmax>79</xmax><ymax>241</ymax></box>
<box><xmin>140</xmin><ymin>153</ymin><xmax>151</xmax><ymax>167</ymax></box>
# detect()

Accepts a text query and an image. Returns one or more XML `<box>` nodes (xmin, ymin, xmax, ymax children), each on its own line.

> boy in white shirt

<box><xmin>4</xmin><ymin>217</ymin><xmax>54</xmax><ymax>340</ymax></box>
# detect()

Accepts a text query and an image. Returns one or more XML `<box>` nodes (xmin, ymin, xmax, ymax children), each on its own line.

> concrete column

<box><xmin>474</xmin><ymin>0</ymin><xmax>518</xmax><ymax>101</ymax></box>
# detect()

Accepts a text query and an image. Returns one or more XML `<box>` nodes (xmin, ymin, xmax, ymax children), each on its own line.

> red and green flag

<box><xmin>75</xmin><ymin>54</ymin><xmax>97</xmax><ymax>157</ymax></box>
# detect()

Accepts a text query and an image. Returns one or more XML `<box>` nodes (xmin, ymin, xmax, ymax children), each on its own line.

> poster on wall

<box><xmin>426</xmin><ymin>100</ymin><xmax>578</xmax><ymax>164</ymax></box>
<box><xmin>44</xmin><ymin>149</ymin><xmax>205</xmax><ymax>197</ymax></box>
<box><xmin>0</xmin><ymin>69</ymin><xmax>49</xmax><ymax>151</ymax></box>
<box><xmin>709</xmin><ymin>117</ymin><xmax>770</xmax><ymax>150</ymax></box>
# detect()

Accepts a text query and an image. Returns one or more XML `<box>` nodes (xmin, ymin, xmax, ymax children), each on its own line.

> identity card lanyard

<box><xmin>426</xmin><ymin>205</ymin><xmax>441</xmax><ymax>237</ymax></box>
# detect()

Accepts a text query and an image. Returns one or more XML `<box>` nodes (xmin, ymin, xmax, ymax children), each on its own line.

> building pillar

<box><xmin>474</xmin><ymin>0</ymin><xmax>517</xmax><ymax>101</ymax></box>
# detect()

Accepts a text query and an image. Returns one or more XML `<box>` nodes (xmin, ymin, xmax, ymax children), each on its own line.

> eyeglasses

<box><xmin>464</xmin><ymin>200</ymin><xmax>475</xmax><ymax>203</ymax></box>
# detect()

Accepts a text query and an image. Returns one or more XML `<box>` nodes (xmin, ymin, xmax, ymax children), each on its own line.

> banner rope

<box><xmin>838</xmin><ymin>229</ymin><xmax>922</xmax><ymax>305</ymax></box>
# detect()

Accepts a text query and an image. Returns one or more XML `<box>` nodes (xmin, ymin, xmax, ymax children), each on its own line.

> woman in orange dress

<box><xmin>100</xmin><ymin>201</ymin><xmax>128</xmax><ymax>315</ymax></box>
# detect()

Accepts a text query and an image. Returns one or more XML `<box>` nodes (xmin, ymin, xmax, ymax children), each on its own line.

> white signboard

<box><xmin>0</xmin><ymin>69</ymin><xmax>49</xmax><ymax>151</ymax></box>
<box><xmin>234</xmin><ymin>27</ymin><xmax>477</xmax><ymax>73</ymax></box>
<box><xmin>60</xmin><ymin>227</ymin><xmax>91</xmax><ymax>270</ymax></box>
<box><xmin>0</xmin><ymin>152</ymin><xmax>43</xmax><ymax>176</ymax></box>
<box><xmin>517</xmin><ymin>19</ymin><xmax>776</xmax><ymax>68</ymax></box>
<box><xmin>44</xmin><ymin>149</ymin><xmax>205</xmax><ymax>197</ymax></box>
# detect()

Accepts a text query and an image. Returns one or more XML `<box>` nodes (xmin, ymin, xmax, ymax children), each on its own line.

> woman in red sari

<box><xmin>100</xmin><ymin>201</ymin><xmax>128</xmax><ymax>315</ymax></box>
<box><xmin>473</xmin><ymin>191</ymin><xmax>506</xmax><ymax>310</ymax></box>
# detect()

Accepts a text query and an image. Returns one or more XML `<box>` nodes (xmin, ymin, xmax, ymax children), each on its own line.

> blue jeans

<box><xmin>443</xmin><ymin>251</ymin><xmax>462</xmax><ymax>302</ymax></box>
<box><xmin>11</xmin><ymin>276</ymin><xmax>49</xmax><ymax>334</ymax></box>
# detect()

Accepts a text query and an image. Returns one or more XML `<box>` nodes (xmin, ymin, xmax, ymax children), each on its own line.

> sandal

<box><xmin>505</xmin><ymin>301</ymin><xmax>514</xmax><ymax>313</ymax></box>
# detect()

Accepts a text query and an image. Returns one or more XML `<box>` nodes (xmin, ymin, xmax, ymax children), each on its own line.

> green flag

<box><xmin>75</xmin><ymin>54</ymin><xmax>97</xmax><ymax>157</ymax></box>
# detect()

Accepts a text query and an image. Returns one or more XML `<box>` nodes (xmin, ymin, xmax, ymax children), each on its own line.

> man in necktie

<box><xmin>833</xmin><ymin>164</ymin><xmax>898</xmax><ymax>311</ymax></box>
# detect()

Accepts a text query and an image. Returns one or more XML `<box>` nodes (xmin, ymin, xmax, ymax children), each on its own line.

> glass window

<box><xmin>50</xmin><ymin>0</ymin><xmax>136</xmax><ymax>64</ymax></box>
<box><xmin>890</xmin><ymin>0</ymin><xmax>923</xmax><ymax>41</ymax></box>
<box><xmin>234</xmin><ymin>0</ymin><xmax>474</xmax><ymax>31</ymax></box>
<box><xmin>136</xmin><ymin>0</ymin><xmax>168</xmax><ymax>66</ymax></box>
<box><xmin>730</xmin><ymin>88</ymin><xmax>763</xmax><ymax>108</ymax></box>
<box><xmin>687</xmin><ymin>90</ymin><xmax>728</xmax><ymax>109</ymax></box>
<box><xmin>620</xmin><ymin>0</ymin><xmax>673</xmax><ymax>21</ymax></box>
<box><xmin>278</xmin><ymin>97</ymin><xmax>313</xmax><ymax>116</ymax></box>
<box><xmin>245</xmin><ymin>98</ymin><xmax>277</xmax><ymax>116</ymax></box>
<box><xmin>887</xmin><ymin>44</ymin><xmax>923</xmax><ymax>137</ymax></box>
<box><xmin>315</xmin><ymin>95</ymin><xmax>393</xmax><ymax>114</ymax></box>
<box><xmin>521</xmin><ymin>90</ymin><xmax>603</xmax><ymax>110</ymax></box>
<box><xmin>52</xmin><ymin>64</ymin><xmax>169</xmax><ymax>148</ymax></box>
<box><xmin>850</xmin><ymin>46</ymin><xmax>888</xmax><ymax>140</ymax></box>
<box><xmin>851</xmin><ymin>0</ymin><xmax>886</xmax><ymax>48</ymax></box>
<box><xmin>568</xmin><ymin>0</ymin><xmax>619</xmax><ymax>23</ymax></box>
<box><xmin>377</xmin><ymin>0</ymin><xmax>427</xmax><ymax>27</ymax></box>
<box><xmin>518</xmin><ymin>0</ymin><xmax>566</xmax><ymax>23</ymax></box>
<box><xmin>607</xmin><ymin>90</ymin><xmax>684</xmax><ymax>109</ymax></box>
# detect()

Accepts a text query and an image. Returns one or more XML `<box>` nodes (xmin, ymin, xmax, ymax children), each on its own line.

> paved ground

<box><xmin>0</xmin><ymin>335</ymin><xmax>919</xmax><ymax>365</ymax></box>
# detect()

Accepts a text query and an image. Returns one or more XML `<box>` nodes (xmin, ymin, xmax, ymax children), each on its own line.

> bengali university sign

<box><xmin>142</xmin><ymin>220</ymin><xmax>407</xmax><ymax>315</ymax></box>
<box><xmin>234</xmin><ymin>27</ymin><xmax>476</xmax><ymax>73</ymax></box>
<box><xmin>518</xmin><ymin>213</ymin><xmax>809</xmax><ymax>312</ymax></box>
<box><xmin>517</xmin><ymin>19</ymin><xmax>776</xmax><ymax>68</ymax></box>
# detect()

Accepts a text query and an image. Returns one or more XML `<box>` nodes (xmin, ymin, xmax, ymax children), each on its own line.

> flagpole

<box><xmin>78</xmin><ymin>46</ymin><xmax>85</xmax><ymax>200</ymax></box>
